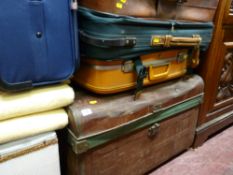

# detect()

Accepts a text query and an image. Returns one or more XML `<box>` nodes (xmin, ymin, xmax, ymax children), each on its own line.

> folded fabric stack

<box><xmin>0</xmin><ymin>83</ymin><xmax>74</xmax><ymax>144</ymax></box>
<box><xmin>0</xmin><ymin>84</ymin><xmax>74</xmax><ymax>175</ymax></box>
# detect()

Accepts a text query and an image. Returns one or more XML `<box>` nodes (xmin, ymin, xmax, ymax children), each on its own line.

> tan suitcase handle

<box><xmin>151</xmin><ymin>35</ymin><xmax>201</xmax><ymax>68</ymax></box>
<box><xmin>148</xmin><ymin>52</ymin><xmax>188</xmax><ymax>81</ymax></box>
<box><xmin>151</xmin><ymin>35</ymin><xmax>202</xmax><ymax>47</ymax></box>
<box><xmin>149</xmin><ymin>62</ymin><xmax>171</xmax><ymax>81</ymax></box>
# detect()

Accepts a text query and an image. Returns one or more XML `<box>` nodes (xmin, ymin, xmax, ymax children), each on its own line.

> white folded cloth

<box><xmin>0</xmin><ymin>84</ymin><xmax>74</xmax><ymax>121</ymax></box>
<box><xmin>0</xmin><ymin>109</ymin><xmax>68</xmax><ymax>144</ymax></box>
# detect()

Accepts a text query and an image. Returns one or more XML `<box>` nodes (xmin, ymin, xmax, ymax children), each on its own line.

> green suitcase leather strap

<box><xmin>134</xmin><ymin>58</ymin><xmax>147</xmax><ymax>100</ymax></box>
<box><xmin>68</xmin><ymin>94</ymin><xmax>203</xmax><ymax>155</ymax></box>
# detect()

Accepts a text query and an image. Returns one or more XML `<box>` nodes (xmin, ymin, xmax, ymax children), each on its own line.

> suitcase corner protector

<box><xmin>68</xmin><ymin>130</ymin><xmax>90</xmax><ymax>155</ymax></box>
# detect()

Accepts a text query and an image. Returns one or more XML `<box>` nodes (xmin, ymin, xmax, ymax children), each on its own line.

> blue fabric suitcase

<box><xmin>0</xmin><ymin>0</ymin><xmax>79</xmax><ymax>91</ymax></box>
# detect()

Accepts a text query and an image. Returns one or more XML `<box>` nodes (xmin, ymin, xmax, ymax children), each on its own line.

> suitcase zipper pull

<box><xmin>71</xmin><ymin>0</ymin><xmax>78</xmax><ymax>11</ymax></box>
<box><xmin>71</xmin><ymin>0</ymin><xmax>79</xmax><ymax>62</ymax></box>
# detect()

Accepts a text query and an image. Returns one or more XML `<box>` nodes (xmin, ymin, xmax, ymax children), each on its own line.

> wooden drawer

<box><xmin>223</xmin><ymin>27</ymin><xmax>233</xmax><ymax>42</ymax></box>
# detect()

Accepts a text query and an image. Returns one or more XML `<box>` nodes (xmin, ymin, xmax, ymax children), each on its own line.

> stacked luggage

<box><xmin>73</xmin><ymin>5</ymin><xmax>214</xmax><ymax>97</ymax></box>
<box><xmin>0</xmin><ymin>1</ymin><xmax>77</xmax><ymax>175</ymax></box>
<box><xmin>0</xmin><ymin>0</ymin><xmax>219</xmax><ymax>175</ymax></box>
<box><xmin>66</xmin><ymin>1</ymin><xmax>219</xmax><ymax>175</ymax></box>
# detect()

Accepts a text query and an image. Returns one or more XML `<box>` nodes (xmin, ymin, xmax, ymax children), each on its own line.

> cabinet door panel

<box><xmin>223</xmin><ymin>28</ymin><xmax>233</xmax><ymax>42</ymax></box>
<box><xmin>223</xmin><ymin>0</ymin><xmax>233</xmax><ymax>24</ymax></box>
<box><xmin>214</xmin><ymin>43</ymin><xmax>233</xmax><ymax>109</ymax></box>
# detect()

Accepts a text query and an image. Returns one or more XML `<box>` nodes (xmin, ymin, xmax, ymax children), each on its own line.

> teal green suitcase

<box><xmin>78</xmin><ymin>7</ymin><xmax>213</xmax><ymax>60</ymax></box>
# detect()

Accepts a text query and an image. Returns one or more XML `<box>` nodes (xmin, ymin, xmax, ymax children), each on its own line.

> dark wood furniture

<box><xmin>194</xmin><ymin>0</ymin><xmax>233</xmax><ymax>147</ymax></box>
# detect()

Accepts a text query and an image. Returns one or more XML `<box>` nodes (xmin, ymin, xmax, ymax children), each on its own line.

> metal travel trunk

<box><xmin>66</xmin><ymin>75</ymin><xmax>204</xmax><ymax>175</ymax></box>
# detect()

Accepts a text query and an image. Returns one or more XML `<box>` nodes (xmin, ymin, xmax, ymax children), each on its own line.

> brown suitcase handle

<box><xmin>163</xmin><ymin>0</ymin><xmax>187</xmax><ymax>3</ymax></box>
<box><xmin>151</xmin><ymin>35</ymin><xmax>201</xmax><ymax>68</ymax></box>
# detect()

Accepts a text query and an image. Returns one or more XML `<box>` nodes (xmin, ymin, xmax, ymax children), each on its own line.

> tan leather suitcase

<box><xmin>66</xmin><ymin>75</ymin><xmax>204</xmax><ymax>175</ymax></box>
<box><xmin>73</xmin><ymin>49</ymin><xmax>197</xmax><ymax>95</ymax></box>
<box><xmin>79</xmin><ymin>0</ymin><xmax>219</xmax><ymax>22</ymax></box>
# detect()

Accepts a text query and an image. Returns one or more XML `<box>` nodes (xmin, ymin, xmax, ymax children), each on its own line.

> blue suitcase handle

<box><xmin>0</xmin><ymin>78</ymin><xmax>32</xmax><ymax>92</ymax></box>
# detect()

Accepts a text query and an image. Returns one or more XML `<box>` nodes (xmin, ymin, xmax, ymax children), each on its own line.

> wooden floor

<box><xmin>150</xmin><ymin>125</ymin><xmax>233</xmax><ymax>175</ymax></box>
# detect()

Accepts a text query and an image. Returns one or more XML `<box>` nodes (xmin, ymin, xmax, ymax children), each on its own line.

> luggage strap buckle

<box><xmin>134</xmin><ymin>58</ymin><xmax>147</xmax><ymax>100</ymax></box>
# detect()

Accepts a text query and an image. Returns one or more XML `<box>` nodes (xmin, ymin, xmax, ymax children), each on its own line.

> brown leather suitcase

<box><xmin>157</xmin><ymin>0</ymin><xmax>220</xmax><ymax>22</ymax></box>
<box><xmin>66</xmin><ymin>75</ymin><xmax>204</xmax><ymax>175</ymax></box>
<box><xmin>79</xmin><ymin>0</ymin><xmax>219</xmax><ymax>22</ymax></box>
<box><xmin>78</xmin><ymin>0</ymin><xmax>157</xmax><ymax>18</ymax></box>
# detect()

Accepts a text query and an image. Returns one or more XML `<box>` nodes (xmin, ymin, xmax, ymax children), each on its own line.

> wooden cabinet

<box><xmin>224</xmin><ymin>0</ymin><xmax>233</xmax><ymax>24</ymax></box>
<box><xmin>194</xmin><ymin>0</ymin><xmax>233</xmax><ymax>147</ymax></box>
